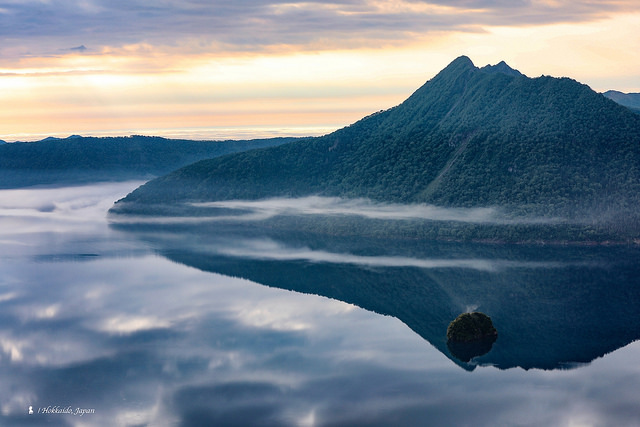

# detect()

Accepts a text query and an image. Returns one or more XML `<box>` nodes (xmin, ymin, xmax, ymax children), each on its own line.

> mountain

<box><xmin>0</xmin><ymin>135</ymin><xmax>291</xmax><ymax>188</ymax></box>
<box><xmin>604</xmin><ymin>90</ymin><xmax>640</xmax><ymax>114</ymax></box>
<box><xmin>113</xmin><ymin>56</ymin><xmax>640</xmax><ymax>240</ymax></box>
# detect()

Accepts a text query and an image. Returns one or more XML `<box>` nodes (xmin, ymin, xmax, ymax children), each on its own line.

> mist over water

<box><xmin>0</xmin><ymin>181</ymin><xmax>144</xmax><ymax>224</ymax></box>
<box><xmin>0</xmin><ymin>181</ymin><xmax>146</xmax><ymax>257</ymax></box>
<box><xmin>112</xmin><ymin>195</ymin><xmax>599</xmax><ymax>272</ymax></box>
<box><xmin>192</xmin><ymin>196</ymin><xmax>560</xmax><ymax>224</ymax></box>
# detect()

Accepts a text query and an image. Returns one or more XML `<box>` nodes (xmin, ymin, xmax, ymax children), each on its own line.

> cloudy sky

<box><xmin>1</xmin><ymin>0</ymin><xmax>639</xmax><ymax>141</ymax></box>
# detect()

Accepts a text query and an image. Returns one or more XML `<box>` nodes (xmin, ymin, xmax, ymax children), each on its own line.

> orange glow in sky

<box><xmin>0</xmin><ymin>2</ymin><xmax>639</xmax><ymax>141</ymax></box>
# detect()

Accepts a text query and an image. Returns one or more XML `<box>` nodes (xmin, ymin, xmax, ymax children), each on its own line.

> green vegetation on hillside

<box><xmin>112</xmin><ymin>57</ymin><xmax>640</xmax><ymax>240</ymax></box>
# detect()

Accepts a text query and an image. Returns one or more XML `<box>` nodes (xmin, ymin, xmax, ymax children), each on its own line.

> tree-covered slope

<box><xmin>0</xmin><ymin>135</ymin><xmax>291</xmax><ymax>188</ymax></box>
<box><xmin>115</xmin><ymin>56</ymin><xmax>640</xmax><ymax>221</ymax></box>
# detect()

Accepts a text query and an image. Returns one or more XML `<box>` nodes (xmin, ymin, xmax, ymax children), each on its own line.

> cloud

<box><xmin>96</xmin><ymin>315</ymin><xmax>171</xmax><ymax>335</ymax></box>
<box><xmin>1</xmin><ymin>0</ymin><xmax>638</xmax><ymax>59</ymax></box>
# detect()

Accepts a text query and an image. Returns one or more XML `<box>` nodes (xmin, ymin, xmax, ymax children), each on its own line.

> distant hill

<box><xmin>603</xmin><ymin>90</ymin><xmax>640</xmax><ymax>114</ymax></box>
<box><xmin>113</xmin><ymin>57</ymin><xmax>640</xmax><ymax>240</ymax></box>
<box><xmin>0</xmin><ymin>135</ymin><xmax>291</xmax><ymax>188</ymax></box>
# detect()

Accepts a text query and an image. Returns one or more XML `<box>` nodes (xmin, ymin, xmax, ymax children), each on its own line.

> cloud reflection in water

<box><xmin>1</xmin><ymin>184</ymin><xmax>640</xmax><ymax>426</ymax></box>
<box><xmin>195</xmin><ymin>237</ymin><xmax>574</xmax><ymax>272</ymax></box>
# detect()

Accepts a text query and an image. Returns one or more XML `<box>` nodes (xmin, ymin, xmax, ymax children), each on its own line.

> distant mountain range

<box><xmin>0</xmin><ymin>135</ymin><xmax>291</xmax><ymax>188</ymax></box>
<box><xmin>603</xmin><ymin>90</ymin><xmax>640</xmax><ymax>114</ymax></box>
<box><xmin>113</xmin><ymin>56</ymin><xmax>640</xmax><ymax>240</ymax></box>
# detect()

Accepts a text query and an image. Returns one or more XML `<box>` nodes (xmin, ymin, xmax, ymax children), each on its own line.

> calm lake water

<box><xmin>2</xmin><ymin>182</ymin><xmax>640</xmax><ymax>426</ymax></box>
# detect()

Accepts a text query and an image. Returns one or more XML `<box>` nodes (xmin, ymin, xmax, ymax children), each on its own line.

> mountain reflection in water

<box><xmin>113</xmin><ymin>215</ymin><xmax>640</xmax><ymax>371</ymax></box>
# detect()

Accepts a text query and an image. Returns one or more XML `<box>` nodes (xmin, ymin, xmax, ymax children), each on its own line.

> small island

<box><xmin>446</xmin><ymin>312</ymin><xmax>498</xmax><ymax>363</ymax></box>
<box><xmin>447</xmin><ymin>312</ymin><xmax>498</xmax><ymax>342</ymax></box>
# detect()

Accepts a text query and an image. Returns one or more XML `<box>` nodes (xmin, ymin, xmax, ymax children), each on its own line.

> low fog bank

<box><xmin>0</xmin><ymin>181</ymin><xmax>145</xmax><ymax>223</ymax></box>
<box><xmin>0</xmin><ymin>181</ymin><xmax>146</xmax><ymax>256</ymax></box>
<box><xmin>192</xmin><ymin>196</ymin><xmax>560</xmax><ymax>225</ymax></box>
<box><xmin>111</xmin><ymin>195</ymin><xmax>640</xmax><ymax>243</ymax></box>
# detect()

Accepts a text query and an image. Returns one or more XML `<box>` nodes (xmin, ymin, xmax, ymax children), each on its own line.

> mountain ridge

<box><xmin>480</xmin><ymin>60</ymin><xmax>523</xmax><ymax>77</ymax></box>
<box><xmin>604</xmin><ymin>90</ymin><xmax>640</xmax><ymax>114</ymax></box>
<box><xmin>0</xmin><ymin>134</ymin><xmax>292</xmax><ymax>188</ymax></box>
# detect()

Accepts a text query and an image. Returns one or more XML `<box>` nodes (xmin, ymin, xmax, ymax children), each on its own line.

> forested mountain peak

<box><xmin>114</xmin><ymin>56</ymin><xmax>640</xmax><ymax>239</ymax></box>
<box><xmin>440</xmin><ymin>55</ymin><xmax>475</xmax><ymax>72</ymax></box>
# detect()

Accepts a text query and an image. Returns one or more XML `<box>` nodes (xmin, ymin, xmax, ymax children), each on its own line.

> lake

<box><xmin>2</xmin><ymin>182</ymin><xmax>640</xmax><ymax>426</ymax></box>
